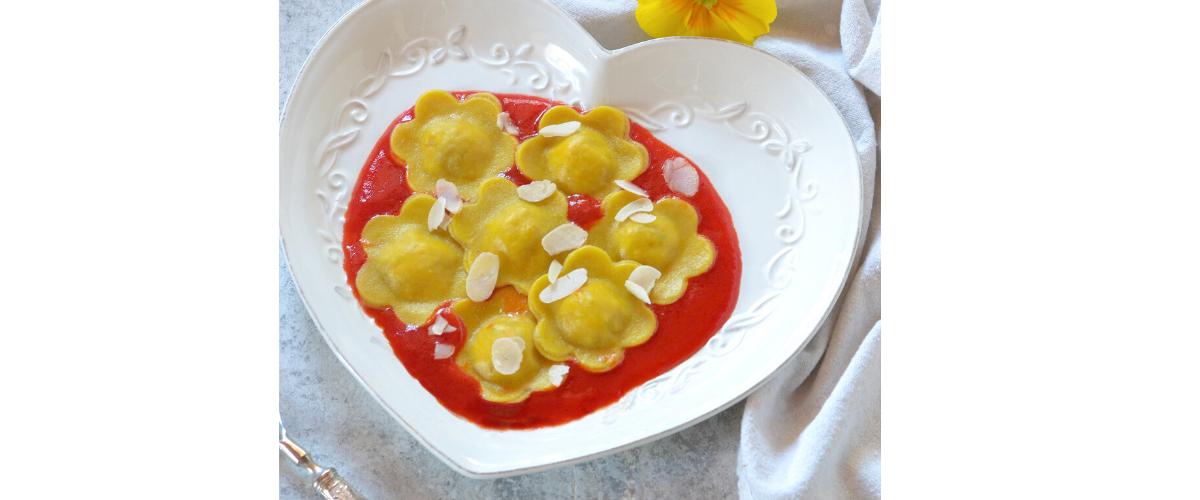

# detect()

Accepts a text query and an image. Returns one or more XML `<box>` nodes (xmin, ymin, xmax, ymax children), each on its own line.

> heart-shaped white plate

<box><xmin>281</xmin><ymin>0</ymin><xmax>863</xmax><ymax>478</ymax></box>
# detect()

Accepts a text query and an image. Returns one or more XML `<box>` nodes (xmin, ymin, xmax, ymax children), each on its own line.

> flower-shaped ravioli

<box><xmin>586</xmin><ymin>191</ymin><xmax>715</xmax><ymax>305</ymax></box>
<box><xmin>529</xmin><ymin>246</ymin><xmax>657</xmax><ymax>372</ymax></box>
<box><xmin>355</xmin><ymin>194</ymin><xmax>468</xmax><ymax>324</ymax></box>
<box><xmin>448</xmin><ymin>177</ymin><xmax>569</xmax><ymax>294</ymax></box>
<box><xmin>515</xmin><ymin>106</ymin><xmax>648</xmax><ymax>198</ymax></box>
<box><xmin>390</xmin><ymin>90</ymin><xmax>518</xmax><ymax>198</ymax></box>
<box><xmin>452</xmin><ymin>286</ymin><xmax>557</xmax><ymax>403</ymax></box>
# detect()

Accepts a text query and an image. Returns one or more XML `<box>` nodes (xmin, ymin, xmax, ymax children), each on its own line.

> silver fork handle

<box><xmin>280</xmin><ymin>421</ymin><xmax>369</xmax><ymax>500</ymax></box>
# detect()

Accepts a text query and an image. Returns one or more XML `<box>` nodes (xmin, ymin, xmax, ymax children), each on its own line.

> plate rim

<box><xmin>280</xmin><ymin>0</ymin><xmax>867</xmax><ymax>478</ymax></box>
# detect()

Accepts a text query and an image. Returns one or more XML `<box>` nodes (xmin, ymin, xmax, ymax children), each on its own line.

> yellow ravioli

<box><xmin>515</xmin><ymin>106</ymin><xmax>648</xmax><ymax>198</ymax></box>
<box><xmin>529</xmin><ymin>246</ymin><xmax>657</xmax><ymax>372</ymax></box>
<box><xmin>355</xmin><ymin>194</ymin><xmax>468</xmax><ymax>324</ymax></box>
<box><xmin>390</xmin><ymin>90</ymin><xmax>518</xmax><ymax>199</ymax></box>
<box><xmin>448</xmin><ymin>177</ymin><xmax>569</xmax><ymax>294</ymax></box>
<box><xmin>586</xmin><ymin>191</ymin><xmax>716</xmax><ymax>305</ymax></box>
<box><xmin>452</xmin><ymin>286</ymin><xmax>556</xmax><ymax>403</ymax></box>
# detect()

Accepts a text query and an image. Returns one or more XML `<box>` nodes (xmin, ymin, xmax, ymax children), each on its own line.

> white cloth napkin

<box><xmin>736</xmin><ymin>1</ymin><xmax>882</xmax><ymax>499</ymax></box>
<box><xmin>552</xmin><ymin>1</ymin><xmax>881</xmax><ymax>498</ymax></box>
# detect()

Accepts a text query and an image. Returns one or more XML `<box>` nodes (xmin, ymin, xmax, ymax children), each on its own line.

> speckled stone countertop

<box><xmin>278</xmin><ymin>1</ymin><xmax>744</xmax><ymax>498</ymax></box>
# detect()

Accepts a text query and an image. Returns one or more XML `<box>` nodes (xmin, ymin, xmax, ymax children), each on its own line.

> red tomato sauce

<box><xmin>342</xmin><ymin>92</ymin><xmax>742</xmax><ymax>429</ymax></box>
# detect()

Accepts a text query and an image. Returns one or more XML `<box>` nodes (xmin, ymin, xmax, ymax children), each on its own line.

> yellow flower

<box><xmin>635</xmin><ymin>0</ymin><xmax>777</xmax><ymax>45</ymax></box>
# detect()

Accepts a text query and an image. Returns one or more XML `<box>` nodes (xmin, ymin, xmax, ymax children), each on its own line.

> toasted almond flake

<box><xmin>538</xmin><ymin>121</ymin><xmax>581</xmax><ymax>138</ymax></box>
<box><xmin>541</xmin><ymin>223</ymin><xmax>588</xmax><ymax>255</ymax></box>
<box><xmin>538</xmin><ymin>268</ymin><xmax>587</xmax><ymax>303</ymax></box>
<box><xmin>439</xmin><ymin>214</ymin><xmax>451</xmax><ymax>231</ymax></box>
<box><xmin>614</xmin><ymin>180</ymin><xmax>648</xmax><ymax>197</ymax></box>
<box><xmin>492</xmin><ymin>337</ymin><xmax>525</xmax><ymax>375</ymax></box>
<box><xmin>662</xmin><ymin>157</ymin><xmax>699</xmax><ymax>196</ymax></box>
<box><xmin>517</xmin><ymin>180</ymin><xmax>556</xmax><ymax>202</ymax></box>
<box><xmin>625</xmin><ymin>280</ymin><xmax>652</xmax><ymax>304</ymax></box>
<box><xmin>430</xmin><ymin>315</ymin><xmax>449</xmax><ymax>335</ymax></box>
<box><xmin>433</xmin><ymin>343</ymin><xmax>455</xmax><ymax>359</ymax></box>
<box><xmin>443</xmin><ymin>325</ymin><xmax>457</xmax><ymax>333</ymax></box>
<box><xmin>466</xmin><ymin>252</ymin><xmax>500</xmax><ymax>302</ymax></box>
<box><xmin>427</xmin><ymin>197</ymin><xmax>448</xmax><ymax>232</ymax></box>
<box><xmin>548</xmin><ymin>364</ymin><xmax>569</xmax><ymax>386</ymax></box>
<box><xmin>628</xmin><ymin>265</ymin><xmax>662</xmax><ymax>292</ymax></box>
<box><xmin>435</xmin><ymin>179</ymin><xmax>463</xmax><ymax>214</ymax></box>
<box><xmin>496</xmin><ymin>111</ymin><xmax>519</xmax><ymax>135</ymax></box>
<box><xmin>614</xmin><ymin>197</ymin><xmax>654</xmax><ymax>222</ymax></box>
<box><xmin>629</xmin><ymin>213</ymin><xmax>656</xmax><ymax>223</ymax></box>
<box><xmin>547</xmin><ymin>260</ymin><xmax>563</xmax><ymax>284</ymax></box>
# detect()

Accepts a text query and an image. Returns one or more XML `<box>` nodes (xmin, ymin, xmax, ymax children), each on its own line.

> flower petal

<box><xmin>712</xmin><ymin>0</ymin><xmax>776</xmax><ymax>44</ymax></box>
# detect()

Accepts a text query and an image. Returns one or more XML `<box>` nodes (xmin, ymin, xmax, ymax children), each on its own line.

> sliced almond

<box><xmin>614</xmin><ymin>197</ymin><xmax>654</xmax><ymax>222</ymax></box>
<box><xmin>496</xmin><ymin>111</ymin><xmax>519</xmax><ymax>135</ymax></box>
<box><xmin>443</xmin><ymin>325</ymin><xmax>457</xmax><ymax>333</ymax></box>
<box><xmin>466</xmin><ymin>252</ymin><xmax>500</xmax><ymax>302</ymax></box>
<box><xmin>548</xmin><ymin>364</ymin><xmax>569</xmax><ymax>386</ymax></box>
<box><xmin>628</xmin><ymin>265</ymin><xmax>662</xmax><ymax>293</ymax></box>
<box><xmin>430</xmin><ymin>315</ymin><xmax>449</xmax><ymax>335</ymax></box>
<box><xmin>547</xmin><ymin>260</ymin><xmax>563</xmax><ymax>284</ymax></box>
<box><xmin>625</xmin><ymin>280</ymin><xmax>652</xmax><ymax>304</ymax></box>
<box><xmin>517</xmin><ymin>179</ymin><xmax>556</xmax><ymax>202</ymax></box>
<box><xmin>439</xmin><ymin>214</ymin><xmax>451</xmax><ymax>231</ymax></box>
<box><xmin>662</xmin><ymin>157</ymin><xmax>699</xmax><ymax>196</ymax></box>
<box><xmin>538</xmin><ymin>121</ymin><xmax>581</xmax><ymax>138</ymax></box>
<box><xmin>427</xmin><ymin>197</ymin><xmax>448</xmax><ymax>232</ymax></box>
<box><xmin>541</xmin><ymin>223</ymin><xmax>588</xmax><ymax>256</ymax></box>
<box><xmin>491</xmin><ymin>337</ymin><xmax>525</xmax><ymax>375</ymax></box>
<box><xmin>538</xmin><ymin>268</ymin><xmax>587</xmax><ymax>303</ymax></box>
<box><xmin>436</xmin><ymin>179</ymin><xmax>463</xmax><ymax>214</ymax></box>
<box><xmin>629</xmin><ymin>213</ymin><xmax>656</xmax><ymax>223</ymax></box>
<box><xmin>614</xmin><ymin>180</ymin><xmax>648</xmax><ymax>197</ymax></box>
<box><xmin>433</xmin><ymin>343</ymin><xmax>455</xmax><ymax>360</ymax></box>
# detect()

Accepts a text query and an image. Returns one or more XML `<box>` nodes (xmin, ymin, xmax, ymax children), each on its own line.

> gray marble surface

<box><xmin>279</xmin><ymin>1</ymin><xmax>744</xmax><ymax>498</ymax></box>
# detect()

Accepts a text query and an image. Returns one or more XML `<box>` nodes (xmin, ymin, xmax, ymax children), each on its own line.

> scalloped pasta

<box><xmin>390</xmin><ymin>90</ymin><xmax>518</xmax><ymax>199</ymax></box>
<box><xmin>515</xmin><ymin>106</ymin><xmax>648</xmax><ymax>198</ymax></box>
<box><xmin>529</xmin><ymin>246</ymin><xmax>657</xmax><ymax>372</ymax></box>
<box><xmin>585</xmin><ymin>190</ymin><xmax>715</xmax><ymax>305</ymax></box>
<box><xmin>355</xmin><ymin>195</ymin><xmax>468</xmax><ymax>324</ymax></box>
<box><xmin>448</xmin><ymin>177</ymin><xmax>569</xmax><ymax>294</ymax></box>
<box><xmin>452</xmin><ymin>286</ymin><xmax>556</xmax><ymax>403</ymax></box>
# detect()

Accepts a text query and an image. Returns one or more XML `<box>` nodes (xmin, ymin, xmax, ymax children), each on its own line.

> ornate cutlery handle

<box><xmin>280</xmin><ymin>420</ymin><xmax>369</xmax><ymax>500</ymax></box>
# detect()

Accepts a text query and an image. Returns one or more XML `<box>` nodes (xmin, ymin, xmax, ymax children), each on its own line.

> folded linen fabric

<box><xmin>549</xmin><ymin>1</ymin><xmax>882</xmax><ymax>498</ymax></box>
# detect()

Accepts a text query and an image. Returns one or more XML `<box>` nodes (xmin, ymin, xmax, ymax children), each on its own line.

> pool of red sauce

<box><xmin>342</xmin><ymin>91</ymin><xmax>742</xmax><ymax>429</ymax></box>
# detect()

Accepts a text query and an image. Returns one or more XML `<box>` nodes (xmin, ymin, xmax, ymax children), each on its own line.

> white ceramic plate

<box><xmin>281</xmin><ymin>0</ymin><xmax>863</xmax><ymax>478</ymax></box>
